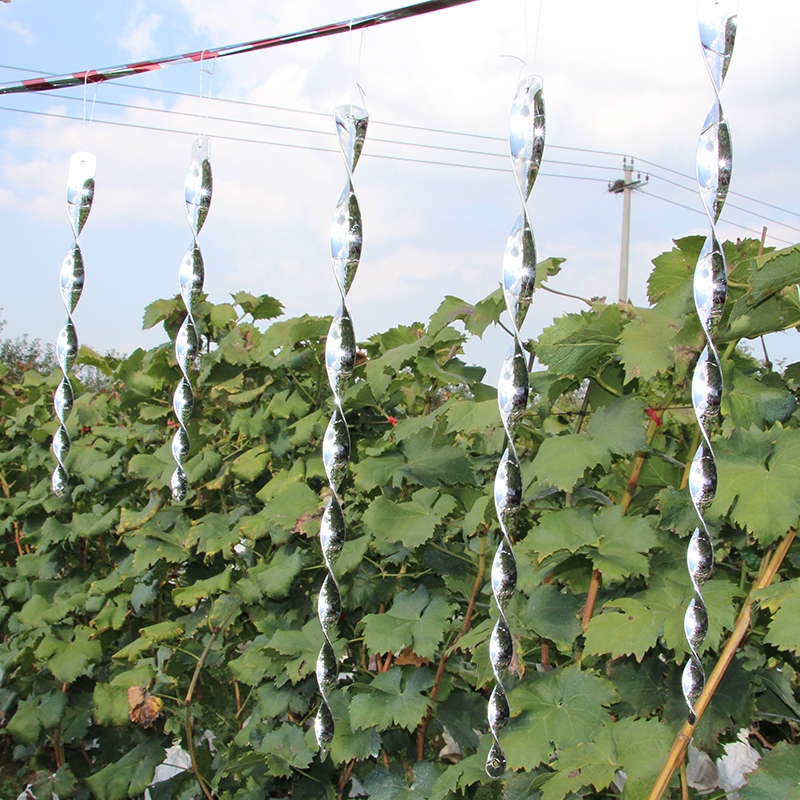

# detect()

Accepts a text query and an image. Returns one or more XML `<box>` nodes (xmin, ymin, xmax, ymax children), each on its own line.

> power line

<box><xmin>3</xmin><ymin>59</ymin><xmax>800</xmax><ymax>222</ymax></box>
<box><xmin>1</xmin><ymin>62</ymin><xmax>798</xmax><ymax>228</ymax></box>
<box><xmin>640</xmin><ymin>190</ymin><xmax>793</xmax><ymax>246</ymax></box>
<box><xmin>28</xmin><ymin>87</ymin><xmax>636</xmax><ymax>174</ymax></box>
<box><xmin>645</xmin><ymin>172</ymin><xmax>800</xmax><ymax>235</ymax></box>
<box><xmin>0</xmin><ymin>103</ymin><xmax>613</xmax><ymax>182</ymax></box>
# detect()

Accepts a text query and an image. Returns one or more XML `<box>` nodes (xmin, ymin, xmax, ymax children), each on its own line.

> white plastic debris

<box><xmin>687</xmin><ymin>742</ymin><xmax>719</xmax><ymax>794</ymax></box>
<box><xmin>144</xmin><ymin>743</ymin><xmax>194</xmax><ymax>800</ymax></box>
<box><xmin>717</xmin><ymin>730</ymin><xmax>761</xmax><ymax>798</ymax></box>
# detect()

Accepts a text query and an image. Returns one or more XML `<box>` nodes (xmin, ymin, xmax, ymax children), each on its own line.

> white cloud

<box><xmin>1</xmin><ymin>19</ymin><xmax>33</xmax><ymax>43</ymax></box>
<box><xmin>117</xmin><ymin>9</ymin><xmax>163</xmax><ymax>58</ymax></box>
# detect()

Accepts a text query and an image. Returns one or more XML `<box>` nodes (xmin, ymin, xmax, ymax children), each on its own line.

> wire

<box><xmin>640</xmin><ymin>190</ymin><xmax>794</xmax><ymax>245</ymax></box>
<box><xmin>0</xmin><ymin>103</ymin><xmax>614</xmax><ymax>181</ymax></box>
<box><xmin>645</xmin><ymin>172</ymin><xmax>800</xmax><ymax>235</ymax></box>
<box><xmin>1</xmin><ymin>61</ymin><xmax>798</xmax><ymax>224</ymax></box>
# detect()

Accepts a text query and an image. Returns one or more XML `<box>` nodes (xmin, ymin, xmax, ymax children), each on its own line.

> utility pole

<box><xmin>608</xmin><ymin>157</ymin><xmax>647</xmax><ymax>302</ymax></box>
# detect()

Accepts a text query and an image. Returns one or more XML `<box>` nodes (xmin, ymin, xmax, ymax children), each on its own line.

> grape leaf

<box><xmin>739</xmin><ymin>742</ymin><xmax>800</xmax><ymax>800</ymax></box>
<box><xmin>504</xmin><ymin>665</ymin><xmax>618</xmax><ymax>770</ymax></box>
<box><xmin>531</xmin><ymin>435</ymin><xmax>610</xmax><ymax>492</ymax></box>
<box><xmin>586</xmin><ymin>396</ymin><xmax>648</xmax><ymax>455</ymax></box>
<box><xmin>350</xmin><ymin>667</ymin><xmax>433</xmax><ymax>731</ymax></box>
<box><xmin>541</xmin><ymin>737</ymin><xmax>618</xmax><ymax>800</ymax></box>
<box><xmin>713</xmin><ymin>425</ymin><xmax>800</xmax><ymax>544</ymax></box>
<box><xmin>536</xmin><ymin>305</ymin><xmax>622</xmax><ymax>379</ymax></box>
<box><xmin>525</xmin><ymin>583</ymin><xmax>582</xmax><ymax>651</ymax></box>
<box><xmin>523</xmin><ymin>506</ymin><xmax>658</xmax><ymax>584</ymax></box>
<box><xmin>584</xmin><ymin>599</ymin><xmax>665</xmax><ymax>662</ymax></box>
<box><xmin>618</xmin><ymin>309</ymin><xmax>678</xmax><ymax>383</ymax></box>
<box><xmin>612</xmin><ymin>717</ymin><xmax>674</xmax><ymax>799</ymax></box>
<box><xmin>257</xmin><ymin>723</ymin><xmax>314</xmax><ymax>778</ymax></box>
<box><xmin>755</xmin><ymin>578</ymin><xmax>800</xmax><ymax>656</ymax></box>
<box><xmin>361</xmin><ymin>585</ymin><xmax>453</xmax><ymax>659</ymax></box>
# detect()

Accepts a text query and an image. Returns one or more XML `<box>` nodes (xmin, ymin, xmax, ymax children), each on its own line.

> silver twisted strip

<box><xmin>52</xmin><ymin>152</ymin><xmax>96</xmax><ymax>497</ymax></box>
<box><xmin>487</xmin><ymin>75</ymin><xmax>545</xmax><ymax>779</ymax></box>
<box><xmin>683</xmin><ymin>0</ymin><xmax>736</xmax><ymax>725</ymax></box>
<box><xmin>171</xmin><ymin>137</ymin><xmax>212</xmax><ymax>502</ymax></box>
<box><xmin>315</xmin><ymin>104</ymin><xmax>368</xmax><ymax>759</ymax></box>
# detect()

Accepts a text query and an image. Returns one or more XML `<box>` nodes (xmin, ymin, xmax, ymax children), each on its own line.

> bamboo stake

<box><xmin>647</xmin><ymin>527</ymin><xmax>796</xmax><ymax>800</ymax></box>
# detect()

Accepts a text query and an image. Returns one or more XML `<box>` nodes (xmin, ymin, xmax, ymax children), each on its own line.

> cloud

<box><xmin>0</xmin><ymin>19</ymin><xmax>33</xmax><ymax>43</ymax></box>
<box><xmin>117</xmin><ymin>10</ymin><xmax>163</xmax><ymax>58</ymax></box>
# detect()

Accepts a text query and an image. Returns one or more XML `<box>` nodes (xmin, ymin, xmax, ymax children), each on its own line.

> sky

<box><xmin>1</xmin><ymin>0</ymin><xmax>799</xmax><ymax>379</ymax></box>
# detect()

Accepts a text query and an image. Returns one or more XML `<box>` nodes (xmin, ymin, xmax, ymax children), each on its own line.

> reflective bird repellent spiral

<box><xmin>171</xmin><ymin>137</ymin><xmax>212</xmax><ymax>502</ymax></box>
<box><xmin>315</xmin><ymin>103</ymin><xmax>368</xmax><ymax>758</ymax></box>
<box><xmin>52</xmin><ymin>152</ymin><xmax>96</xmax><ymax>496</ymax></box>
<box><xmin>487</xmin><ymin>74</ymin><xmax>545</xmax><ymax>778</ymax></box>
<box><xmin>683</xmin><ymin>0</ymin><xmax>736</xmax><ymax>724</ymax></box>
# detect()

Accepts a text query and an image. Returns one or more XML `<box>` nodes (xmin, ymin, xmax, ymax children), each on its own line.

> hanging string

<box><xmin>198</xmin><ymin>50</ymin><xmax>217</xmax><ymax>139</ymax></box>
<box><xmin>349</xmin><ymin>20</ymin><xmax>366</xmax><ymax>113</ymax></box>
<box><xmin>531</xmin><ymin>0</ymin><xmax>543</xmax><ymax>67</ymax></box>
<box><xmin>81</xmin><ymin>72</ymin><xmax>97</xmax><ymax>154</ymax></box>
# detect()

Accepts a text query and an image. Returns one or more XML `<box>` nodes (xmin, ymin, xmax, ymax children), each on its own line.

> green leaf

<box><xmin>232</xmin><ymin>291</ymin><xmax>284</xmax><ymax>320</ymax></box>
<box><xmin>531</xmin><ymin>435</ymin><xmax>609</xmax><ymax>492</ymax></box>
<box><xmin>445</xmin><ymin>398</ymin><xmax>499</xmax><ymax>435</ymax></box>
<box><xmin>350</xmin><ymin>667</ymin><xmax>433</xmax><ymax>731</ymax></box>
<box><xmin>739</xmin><ymin>742</ymin><xmax>800</xmax><ymax>800</ymax></box>
<box><xmin>398</xmin><ymin>428</ymin><xmax>476</xmax><ymax>487</ymax></box>
<box><xmin>266</xmin><ymin>620</ymin><xmax>335</xmax><ymax>685</ymax></box>
<box><xmin>173</xmin><ymin>567</ymin><xmax>231</xmax><ymax>607</ymax></box>
<box><xmin>586</xmin><ymin>397</ymin><xmax>648</xmax><ymax>455</ymax></box>
<box><xmin>93</xmin><ymin>684</ymin><xmax>130</xmax><ymax>727</ymax></box>
<box><xmin>258</xmin><ymin>723</ymin><xmax>314</xmax><ymax>778</ymax></box>
<box><xmin>713</xmin><ymin>425</ymin><xmax>800</xmax><ymax>544</ymax></box>
<box><xmin>612</xmin><ymin>717</ymin><xmax>674</xmax><ymax>799</ymax></box>
<box><xmin>504</xmin><ymin>665</ymin><xmax>618</xmax><ymax>770</ymax></box>
<box><xmin>239</xmin><ymin>547</ymin><xmax>304</xmax><ymax>602</ymax></box>
<box><xmin>35</xmin><ymin>626</ymin><xmax>103</xmax><ymax>683</ymax></box>
<box><xmin>352</xmin><ymin>451</ymin><xmax>406</xmax><ymax>492</ymax></box>
<box><xmin>142</xmin><ymin>297</ymin><xmax>180</xmax><ymax>331</ymax></box>
<box><xmin>647</xmin><ymin>237</ymin><xmax>700</xmax><ymax>306</ymax></box>
<box><xmin>6</xmin><ymin>697</ymin><xmax>44</xmax><ymax>745</ymax></box>
<box><xmin>210</xmin><ymin>302</ymin><xmax>238</xmax><ymax>329</ymax></box>
<box><xmin>618</xmin><ymin>309</ymin><xmax>677</xmax><ymax>383</ymax></box>
<box><xmin>541</xmin><ymin>736</ymin><xmax>618</xmax><ymax>800</ymax></box>
<box><xmin>745</xmin><ymin>244</ymin><xmax>800</xmax><ymax>305</ymax></box>
<box><xmin>231</xmin><ymin>445</ymin><xmax>270</xmax><ymax>481</ymax></box>
<box><xmin>584</xmin><ymin>599</ymin><xmax>664</xmax><ymax>662</ymax></box>
<box><xmin>525</xmin><ymin>583</ymin><xmax>582</xmax><ymax>652</ymax></box>
<box><xmin>523</xmin><ymin>506</ymin><xmax>658</xmax><ymax>584</ymax></box>
<box><xmin>86</xmin><ymin>738</ymin><xmax>165</xmax><ymax>800</ymax></box>
<box><xmin>362</xmin><ymin>585</ymin><xmax>453</xmax><ymax>659</ymax></box>
<box><xmin>329</xmin><ymin>692</ymin><xmax>381</xmax><ymax>765</ymax></box>
<box><xmin>755</xmin><ymin>578</ymin><xmax>800</xmax><ymax>656</ymax></box>
<box><xmin>727</xmin><ymin>368</ymin><xmax>797</xmax><ymax>431</ymax></box>
<box><xmin>364</xmin><ymin>492</ymin><xmax>442</xmax><ymax>551</ymax></box>
<box><xmin>536</xmin><ymin>304</ymin><xmax>622</xmax><ymax>379</ymax></box>
<box><xmin>255</xmin><ymin>480</ymin><xmax>319</xmax><ymax>529</ymax></box>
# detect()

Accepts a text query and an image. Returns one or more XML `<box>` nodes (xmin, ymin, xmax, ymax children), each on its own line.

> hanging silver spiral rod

<box><xmin>683</xmin><ymin>0</ymin><xmax>737</xmax><ymax>725</ymax></box>
<box><xmin>171</xmin><ymin>136</ymin><xmax>212</xmax><ymax>502</ymax></box>
<box><xmin>315</xmin><ymin>104</ymin><xmax>368</xmax><ymax>759</ymax></box>
<box><xmin>52</xmin><ymin>152</ymin><xmax>96</xmax><ymax>497</ymax></box>
<box><xmin>486</xmin><ymin>74</ymin><xmax>545</xmax><ymax>778</ymax></box>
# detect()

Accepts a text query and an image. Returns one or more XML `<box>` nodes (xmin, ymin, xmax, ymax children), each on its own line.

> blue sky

<box><xmin>1</xmin><ymin>0</ymin><xmax>799</xmax><ymax>374</ymax></box>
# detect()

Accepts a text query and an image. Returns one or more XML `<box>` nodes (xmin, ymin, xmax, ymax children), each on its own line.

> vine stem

<box><xmin>581</xmin><ymin>400</ymin><xmax>669</xmax><ymax>630</ymax></box>
<box><xmin>647</xmin><ymin>527</ymin><xmax>797</xmax><ymax>800</ymax></box>
<box><xmin>183</xmin><ymin>603</ymin><xmax>241</xmax><ymax>800</ymax></box>
<box><xmin>415</xmin><ymin>531</ymin><xmax>487</xmax><ymax>760</ymax></box>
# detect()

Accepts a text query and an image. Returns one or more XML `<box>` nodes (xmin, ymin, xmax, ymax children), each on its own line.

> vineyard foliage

<box><xmin>1</xmin><ymin>236</ymin><xmax>800</xmax><ymax>799</ymax></box>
